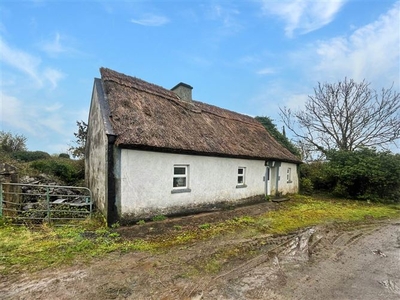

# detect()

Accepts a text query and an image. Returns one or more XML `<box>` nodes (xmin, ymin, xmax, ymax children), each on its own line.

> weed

<box><xmin>111</xmin><ymin>222</ymin><xmax>120</xmax><ymax>229</ymax></box>
<box><xmin>152</xmin><ymin>215</ymin><xmax>167</xmax><ymax>222</ymax></box>
<box><xmin>204</xmin><ymin>258</ymin><xmax>221</xmax><ymax>273</ymax></box>
<box><xmin>198</xmin><ymin>223</ymin><xmax>211</xmax><ymax>230</ymax></box>
<box><xmin>136</xmin><ymin>220</ymin><xmax>146</xmax><ymax>225</ymax></box>
<box><xmin>173</xmin><ymin>225</ymin><xmax>182</xmax><ymax>230</ymax></box>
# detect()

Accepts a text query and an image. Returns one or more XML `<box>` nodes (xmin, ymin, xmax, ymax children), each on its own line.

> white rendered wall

<box><xmin>119</xmin><ymin>149</ymin><xmax>268</xmax><ymax>218</ymax></box>
<box><xmin>278</xmin><ymin>162</ymin><xmax>299</xmax><ymax>194</ymax></box>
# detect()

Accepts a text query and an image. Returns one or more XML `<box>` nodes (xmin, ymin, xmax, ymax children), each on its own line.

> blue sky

<box><xmin>1</xmin><ymin>0</ymin><xmax>399</xmax><ymax>154</ymax></box>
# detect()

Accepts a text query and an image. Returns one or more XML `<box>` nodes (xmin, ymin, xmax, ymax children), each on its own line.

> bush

<box><xmin>299</xmin><ymin>162</ymin><xmax>334</xmax><ymax>191</ymax></box>
<box><xmin>12</xmin><ymin>151</ymin><xmax>51</xmax><ymax>162</ymax></box>
<box><xmin>299</xmin><ymin>178</ymin><xmax>314</xmax><ymax>195</ymax></box>
<box><xmin>30</xmin><ymin>158</ymin><xmax>84</xmax><ymax>186</ymax></box>
<box><xmin>59</xmin><ymin>153</ymin><xmax>70</xmax><ymax>159</ymax></box>
<box><xmin>300</xmin><ymin>149</ymin><xmax>400</xmax><ymax>202</ymax></box>
<box><xmin>328</xmin><ymin>149</ymin><xmax>400</xmax><ymax>202</ymax></box>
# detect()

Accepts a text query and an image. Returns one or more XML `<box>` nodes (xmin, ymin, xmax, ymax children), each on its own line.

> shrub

<box><xmin>326</xmin><ymin>149</ymin><xmax>400</xmax><ymax>202</ymax></box>
<box><xmin>299</xmin><ymin>162</ymin><xmax>333</xmax><ymax>191</ymax></box>
<box><xmin>299</xmin><ymin>177</ymin><xmax>313</xmax><ymax>195</ymax></box>
<box><xmin>30</xmin><ymin>158</ymin><xmax>84</xmax><ymax>186</ymax></box>
<box><xmin>301</xmin><ymin>149</ymin><xmax>400</xmax><ymax>202</ymax></box>
<box><xmin>12</xmin><ymin>151</ymin><xmax>51</xmax><ymax>162</ymax></box>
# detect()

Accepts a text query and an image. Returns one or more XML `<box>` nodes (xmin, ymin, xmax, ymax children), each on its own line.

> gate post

<box><xmin>46</xmin><ymin>186</ymin><xmax>50</xmax><ymax>223</ymax></box>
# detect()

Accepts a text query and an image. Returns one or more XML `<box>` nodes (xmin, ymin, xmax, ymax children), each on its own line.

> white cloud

<box><xmin>257</xmin><ymin>67</ymin><xmax>275</xmax><ymax>75</ymax></box>
<box><xmin>37</xmin><ymin>113</ymin><xmax>68</xmax><ymax>136</ymax></box>
<box><xmin>44</xmin><ymin>102</ymin><xmax>64</xmax><ymax>112</ymax></box>
<box><xmin>312</xmin><ymin>1</ymin><xmax>400</xmax><ymax>88</ymax></box>
<box><xmin>284</xmin><ymin>93</ymin><xmax>309</xmax><ymax>110</ymax></box>
<box><xmin>42</xmin><ymin>32</ymin><xmax>64</xmax><ymax>55</ymax></box>
<box><xmin>0</xmin><ymin>36</ymin><xmax>65</xmax><ymax>89</ymax></box>
<box><xmin>209</xmin><ymin>4</ymin><xmax>240</xmax><ymax>29</ymax></box>
<box><xmin>44</xmin><ymin>68</ymin><xmax>65</xmax><ymax>89</ymax></box>
<box><xmin>0</xmin><ymin>37</ymin><xmax>42</xmax><ymax>85</ymax></box>
<box><xmin>130</xmin><ymin>14</ymin><xmax>169</xmax><ymax>26</ymax></box>
<box><xmin>0</xmin><ymin>91</ymin><xmax>71</xmax><ymax>141</ymax></box>
<box><xmin>41</xmin><ymin>32</ymin><xmax>73</xmax><ymax>57</ymax></box>
<box><xmin>0</xmin><ymin>93</ymin><xmax>38</xmax><ymax>134</ymax></box>
<box><xmin>260</xmin><ymin>0</ymin><xmax>347</xmax><ymax>37</ymax></box>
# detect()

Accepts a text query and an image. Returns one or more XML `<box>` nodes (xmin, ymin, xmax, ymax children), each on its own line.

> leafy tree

<box><xmin>68</xmin><ymin>121</ymin><xmax>87</xmax><ymax>159</ymax></box>
<box><xmin>0</xmin><ymin>131</ymin><xmax>27</xmax><ymax>153</ymax></box>
<box><xmin>280</xmin><ymin>78</ymin><xmax>400</xmax><ymax>158</ymax></box>
<box><xmin>255</xmin><ymin>116</ymin><xmax>300</xmax><ymax>157</ymax></box>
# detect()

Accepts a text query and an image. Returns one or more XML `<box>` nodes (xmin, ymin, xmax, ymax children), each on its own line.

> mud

<box><xmin>1</xmin><ymin>201</ymin><xmax>399</xmax><ymax>300</ymax></box>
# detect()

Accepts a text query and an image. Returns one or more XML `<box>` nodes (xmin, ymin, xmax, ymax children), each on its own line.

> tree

<box><xmin>0</xmin><ymin>131</ymin><xmax>27</xmax><ymax>153</ymax></box>
<box><xmin>280</xmin><ymin>78</ymin><xmax>400</xmax><ymax>157</ymax></box>
<box><xmin>68</xmin><ymin>121</ymin><xmax>87</xmax><ymax>159</ymax></box>
<box><xmin>255</xmin><ymin>116</ymin><xmax>300</xmax><ymax>157</ymax></box>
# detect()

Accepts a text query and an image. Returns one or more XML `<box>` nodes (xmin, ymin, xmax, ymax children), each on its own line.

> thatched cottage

<box><xmin>86</xmin><ymin>68</ymin><xmax>301</xmax><ymax>224</ymax></box>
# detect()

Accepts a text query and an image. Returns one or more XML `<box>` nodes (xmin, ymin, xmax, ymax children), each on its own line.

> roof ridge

<box><xmin>101</xmin><ymin>67</ymin><xmax>178</xmax><ymax>101</ymax></box>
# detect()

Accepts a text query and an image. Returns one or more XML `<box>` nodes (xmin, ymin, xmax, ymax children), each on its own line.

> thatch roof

<box><xmin>99</xmin><ymin>68</ymin><xmax>300</xmax><ymax>163</ymax></box>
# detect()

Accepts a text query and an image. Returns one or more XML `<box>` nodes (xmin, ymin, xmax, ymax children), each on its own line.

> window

<box><xmin>172</xmin><ymin>165</ymin><xmax>191</xmax><ymax>193</ymax></box>
<box><xmin>287</xmin><ymin>167</ymin><xmax>292</xmax><ymax>183</ymax></box>
<box><xmin>236</xmin><ymin>167</ymin><xmax>247</xmax><ymax>188</ymax></box>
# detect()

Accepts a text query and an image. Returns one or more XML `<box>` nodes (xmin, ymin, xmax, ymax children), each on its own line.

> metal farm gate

<box><xmin>0</xmin><ymin>182</ymin><xmax>92</xmax><ymax>224</ymax></box>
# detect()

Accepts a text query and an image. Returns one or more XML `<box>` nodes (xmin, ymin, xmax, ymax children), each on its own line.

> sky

<box><xmin>1</xmin><ymin>0</ymin><xmax>399</xmax><ymax>154</ymax></box>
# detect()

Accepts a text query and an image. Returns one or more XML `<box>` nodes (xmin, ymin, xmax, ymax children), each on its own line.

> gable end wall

<box><xmin>85</xmin><ymin>80</ymin><xmax>109</xmax><ymax>215</ymax></box>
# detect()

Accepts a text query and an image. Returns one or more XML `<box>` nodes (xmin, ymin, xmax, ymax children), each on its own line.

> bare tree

<box><xmin>280</xmin><ymin>78</ymin><xmax>400</xmax><ymax>157</ymax></box>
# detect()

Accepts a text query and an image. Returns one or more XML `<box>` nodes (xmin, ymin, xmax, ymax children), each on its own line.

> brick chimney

<box><xmin>171</xmin><ymin>82</ymin><xmax>193</xmax><ymax>102</ymax></box>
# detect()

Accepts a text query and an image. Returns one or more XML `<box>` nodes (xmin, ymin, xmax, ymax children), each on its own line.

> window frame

<box><xmin>287</xmin><ymin>167</ymin><xmax>292</xmax><ymax>183</ymax></box>
<box><xmin>171</xmin><ymin>165</ymin><xmax>191</xmax><ymax>193</ymax></box>
<box><xmin>236</xmin><ymin>167</ymin><xmax>247</xmax><ymax>188</ymax></box>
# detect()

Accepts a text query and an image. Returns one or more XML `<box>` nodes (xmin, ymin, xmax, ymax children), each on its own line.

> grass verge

<box><xmin>1</xmin><ymin>195</ymin><xmax>399</xmax><ymax>276</ymax></box>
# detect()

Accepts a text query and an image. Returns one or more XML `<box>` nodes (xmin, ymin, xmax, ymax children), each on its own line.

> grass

<box><xmin>1</xmin><ymin>195</ymin><xmax>399</xmax><ymax>276</ymax></box>
<box><xmin>264</xmin><ymin>195</ymin><xmax>400</xmax><ymax>234</ymax></box>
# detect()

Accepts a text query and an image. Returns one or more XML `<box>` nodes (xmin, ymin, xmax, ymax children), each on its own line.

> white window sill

<box><xmin>171</xmin><ymin>188</ymin><xmax>191</xmax><ymax>194</ymax></box>
<box><xmin>236</xmin><ymin>184</ymin><xmax>247</xmax><ymax>189</ymax></box>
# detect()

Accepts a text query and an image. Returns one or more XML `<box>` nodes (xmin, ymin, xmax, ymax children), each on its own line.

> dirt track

<box><xmin>1</xmin><ymin>201</ymin><xmax>400</xmax><ymax>300</ymax></box>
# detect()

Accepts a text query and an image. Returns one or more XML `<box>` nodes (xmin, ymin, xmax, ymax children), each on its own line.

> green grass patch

<box><xmin>264</xmin><ymin>195</ymin><xmax>400</xmax><ymax>234</ymax></box>
<box><xmin>1</xmin><ymin>195</ymin><xmax>399</xmax><ymax>276</ymax></box>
